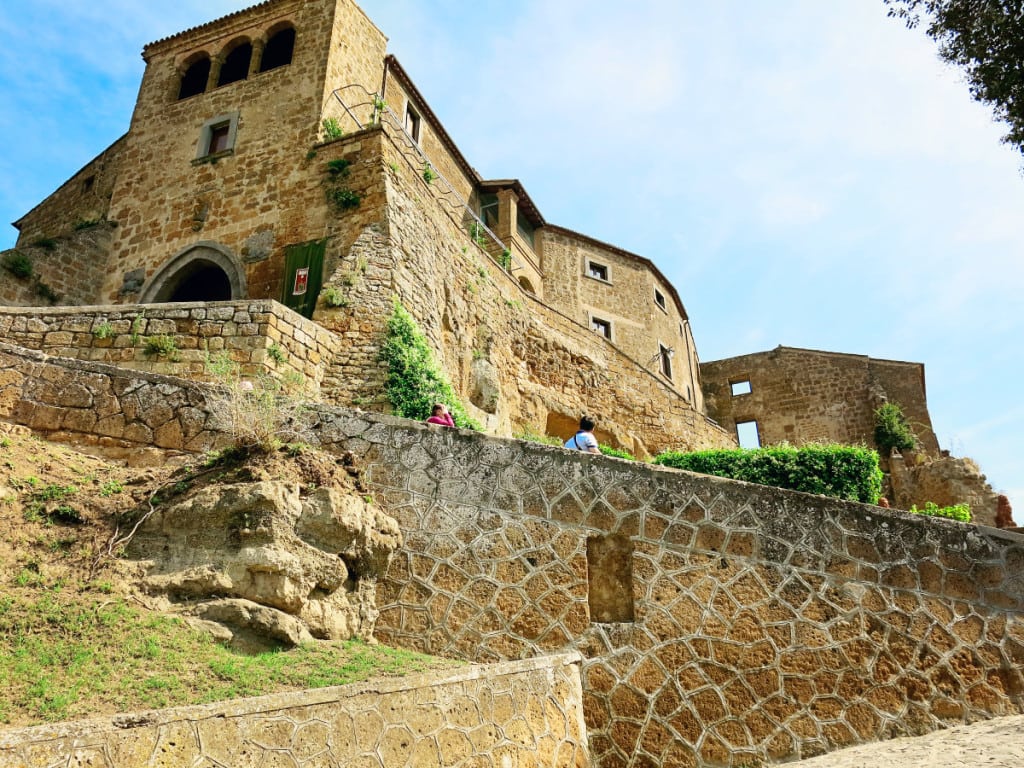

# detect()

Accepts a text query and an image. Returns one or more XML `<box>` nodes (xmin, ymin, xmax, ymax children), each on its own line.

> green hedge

<box><xmin>652</xmin><ymin>444</ymin><xmax>883</xmax><ymax>504</ymax></box>
<box><xmin>378</xmin><ymin>298</ymin><xmax>481</xmax><ymax>430</ymax></box>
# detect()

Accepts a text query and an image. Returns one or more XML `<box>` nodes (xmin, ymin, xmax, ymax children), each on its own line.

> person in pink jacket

<box><xmin>425</xmin><ymin>403</ymin><xmax>455</xmax><ymax>427</ymax></box>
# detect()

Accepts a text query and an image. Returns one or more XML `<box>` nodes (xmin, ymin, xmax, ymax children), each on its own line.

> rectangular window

<box><xmin>587</xmin><ymin>261</ymin><xmax>609</xmax><ymax>282</ymax></box>
<box><xmin>195</xmin><ymin>111</ymin><xmax>240</xmax><ymax>161</ymax></box>
<box><xmin>82</xmin><ymin>175</ymin><xmax>95</xmax><ymax>193</ymax></box>
<box><xmin>592</xmin><ymin>317</ymin><xmax>612</xmax><ymax>339</ymax></box>
<box><xmin>731</xmin><ymin>380</ymin><xmax>752</xmax><ymax>396</ymax></box>
<box><xmin>516</xmin><ymin>210</ymin><xmax>536</xmax><ymax>250</ymax></box>
<box><xmin>208</xmin><ymin>124</ymin><xmax>231</xmax><ymax>154</ymax></box>
<box><xmin>659</xmin><ymin>344</ymin><xmax>673</xmax><ymax>380</ymax></box>
<box><xmin>736</xmin><ymin>420</ymin><xmax>761</xmax><ymax>449</ymax></box>
<box><xmin>405</xmin><ymin>105</ymin><xmax>421</xmax><ymax>143</ymax></box>
<box><xmin>654</xmin><ymin>289</ymin><xmax>666</xmax><ymax>311</ymax></box>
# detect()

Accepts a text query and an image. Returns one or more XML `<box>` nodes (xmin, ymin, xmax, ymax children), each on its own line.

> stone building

<box><xmin>2</xmin><ymin>0</ymin><xmax>724</xmax><ymax>458</ymax></box>
<box><xmin>700</xmin><ymin>346</ymin><xmax>1000</xmax><ymax>525</ymax></box>
<box><xmin>0</xmin><ymin>0</ymin><xmax>985</xmax><ymax>490</ymax></box>
<box><xmin>699</xmin><ymin>346</ymin><xmax>940</xmax><ymax>454</ymax></box>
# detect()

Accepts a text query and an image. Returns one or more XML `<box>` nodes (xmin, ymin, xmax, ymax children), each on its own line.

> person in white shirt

<box><xmin>564</xmin><ymin>416</ymin><xmax>600</xmax><ymax>454</ymax></box>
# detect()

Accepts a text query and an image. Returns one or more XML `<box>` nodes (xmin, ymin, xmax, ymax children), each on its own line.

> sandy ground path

<box><xmin>793</xmin><ymin>715</ymin><xmax>1024</xmax><ymax>767</ymax></box>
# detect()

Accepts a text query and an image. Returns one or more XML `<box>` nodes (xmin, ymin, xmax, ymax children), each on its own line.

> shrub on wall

<box><xmin>653</xmin><ymin>444</ymin><xmax>883</xmax><ymax>504</ymax></box>
<box><xmin>205</xmin><ymin>352</ymin><xmax>313</xmax><ymax>452</ymax></box>
<box><xmin>379</xmin><ymin>299</ymin><xmax>481</xmax><ymax>430</ymax></box>
<box><xmin>910</xmin><ymin>501</ymin><xmax>972</xmax><ymax>523</ymax></box>
<box><xmin>599</xmin><ymin>444</ymin><xmax>635</xmax><ymax>460</ymax></box>
<box><xmin>873</xmin><ymin>401</ymin><xmax>916</xmax><ymax>454</ymax></box>
<box><xmin>2</xmin><ymin>251</ymin><xmax>33</xmax><ymax>279</ymax></box>
<box><xmin>322</xmin><ymin>117</ymin><xmax>344</xmax><ymax>141</ymax></box>
<box><xmin>324</xmin><ymin>158</ymin><xmax>361</xmax><ymax>211</ymax></box>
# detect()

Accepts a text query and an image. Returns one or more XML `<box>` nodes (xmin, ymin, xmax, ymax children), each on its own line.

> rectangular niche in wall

<box><xmin>587</xmin><ymin>534</ymin><xmax>635</xmax><ymax>623</ymax></box>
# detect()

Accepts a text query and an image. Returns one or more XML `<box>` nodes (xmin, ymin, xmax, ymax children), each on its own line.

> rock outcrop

<box><xmin>126</xmin><ymin>478</ymin><xmax>401</xmax><ymax>650</ymax></box>
<box><xmin>889</xmin><ymin>451</ymin><xmax>999</xmax><ymax>526</ymax></box>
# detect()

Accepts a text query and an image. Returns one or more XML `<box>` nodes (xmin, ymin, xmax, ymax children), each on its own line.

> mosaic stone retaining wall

<box><xmin>1</xmin><ymin>344</ymin><xmax>1023</xmax><ymax>767</ymax></box>
<box><xmin>333</xmin><ymin>416</ymin><xmax>1024</xmax><ymax>767</ymax></box>
<box><xmin>0</xmin><ymin>653</ymin><xmax>588</xmax><ymax>768</ymax></box>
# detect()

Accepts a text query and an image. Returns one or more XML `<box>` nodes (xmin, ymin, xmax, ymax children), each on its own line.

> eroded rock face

<box><xmin>889</xmin><ymin>452</ymin><xmax>999</xmax><ymax>526</ymax></box>
<box><xmin>126</xmin><ymin>480</ymin><xmax>402</xmax><ymax>648</ymax></box>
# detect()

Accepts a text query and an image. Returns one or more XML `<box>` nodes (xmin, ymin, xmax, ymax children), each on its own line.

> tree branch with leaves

<box><xmin>884</xmin><ymin>0</ymin><xmax>1024</xmax><ymax>157</ymax></box>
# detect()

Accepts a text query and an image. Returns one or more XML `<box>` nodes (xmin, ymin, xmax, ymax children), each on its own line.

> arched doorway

<box><xmin>139</xmin><ymin>243</ymin><xmax>246</xmax><ymax>304</ymax></box>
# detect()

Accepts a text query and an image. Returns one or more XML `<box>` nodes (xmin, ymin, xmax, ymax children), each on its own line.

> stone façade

<box><xmin>700</xmin><ymin>346</ymin><xmax>1001</xmax><ymax>525</ymax></box>
<box><xmin>2</xmin><ymin>0</ymin><xmax>716</xmax><ymax>459</ymax></box>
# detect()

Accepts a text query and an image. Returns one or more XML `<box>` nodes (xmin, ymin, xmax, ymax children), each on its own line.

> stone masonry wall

<box><xmin>0</xmin><ymin>300</ymin><xmax>340</xmax><ymax>394</ymax></box>
<box><xmin>0</xmin><ymin>653</ymin><xmax>590</xmax><ymax>768</ymax></box>
<box><xmin>1</xmin><ymin>344</ymin><xmax>1023</xmax><ymax>767</ymax></box>
<box><xmin>539</xmin><ymin>229</ymin><xmax>704</xmax><ymax>413</ymax></box>
<box><xmin>701</xmin><ymin>346</ymin><xmax>940</xmax><ymax>455</ymax></box>
<box><xmin>0</xmin><ymin>224</ymin><xmax>115</xmax><ymax>308</ymax></box>
<box><xmin>316</xmin><ymin>124</ymin><xmax>733</xmax><ymax>457</ymax></box>
<box><xmin>100</xmin><ymin>0</ymin><xmax>387</xmax><ymax>304</ymax></box>
<box><xmin>0</xmin><ymin>343</ymin><xmax>222</xmax><ymax>456</ymax></box>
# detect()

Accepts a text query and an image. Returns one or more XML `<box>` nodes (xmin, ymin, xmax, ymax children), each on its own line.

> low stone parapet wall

<box><xmin>0</xmin><ymin>300</ymin><xmax>340</xmax><ymax>395</ymax></box>
<box><xmin>0</xmin><ymin>653</ymin><xmax>589</xmax><ymax>768</ymax></box>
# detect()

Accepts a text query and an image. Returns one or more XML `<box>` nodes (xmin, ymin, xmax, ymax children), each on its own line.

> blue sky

<box><xmin>1</xmin><ymin>1</ymin><xmax>1021</xmax><ymax>511</ymax></box>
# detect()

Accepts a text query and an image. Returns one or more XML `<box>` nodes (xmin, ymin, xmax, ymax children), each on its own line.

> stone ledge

<box><xmin>0</xmin><ymin>653</ymin><xmax>588</xmax><ymax>768</ymax></box>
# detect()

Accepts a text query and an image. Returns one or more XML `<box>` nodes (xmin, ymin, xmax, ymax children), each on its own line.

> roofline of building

<box><xmin>142</xmin><ymin>0</ymin><xmax>388</xmax><ymax>60</ymax></box>
<box><xmin>385</xmin><ymin>58</ymin><xmax>695</xmax><ymax>323</ymax></box>
<box><xmin>477</xmin><ymin>179</ymin><xmax>546</xmax><ymax>227</ymax></box>
<box><xmin>143</xmin><ymin>0</ymin><xmax>276</xmax><ymax>55</ymax></box>
<box><xmin>383</xmin><ymin>55</ymin><xmax>483</xmax><ymax>189</ymax></box>
<box><xmin>544</xmin><ymin>224</ymin><xmax>690</xmax><ymax>322</ymax></box>
<box><xmin>12</xmin><ymin>134</ymin><xmax>129</xmax><ymax>231</ymax></box>
<box><xmin>701</xmin><ymin>344</ymin><xmax>925</xmax><ymax>370</ymax></box>
<box><xmin>385</xmin><ymin>59</ymin><xmax>555</xmax><ymax>229</ymax></box>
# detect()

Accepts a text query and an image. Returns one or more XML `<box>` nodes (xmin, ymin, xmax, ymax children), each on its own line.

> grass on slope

<box><xmin>0</xmin><ymin>582</ymin><xmax>447</xmax><ymax>727</ymax></box>
<box><xmin>0</xmin><ymin>426</ymin><xmax>456</xmax><ymax>729</ymax></box>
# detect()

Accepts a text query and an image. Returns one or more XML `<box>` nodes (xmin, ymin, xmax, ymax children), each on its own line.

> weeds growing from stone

<box><xmin>204</xmin><ymin>353</ymin><xmax>315</xmax><ymax>452</ymax></box>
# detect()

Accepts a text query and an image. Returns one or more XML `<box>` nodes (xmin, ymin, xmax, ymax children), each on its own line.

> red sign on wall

<box><xmin>292</xmin><ymin>267</ymin><xmax>309</xmax><ymax>296</ymax></box>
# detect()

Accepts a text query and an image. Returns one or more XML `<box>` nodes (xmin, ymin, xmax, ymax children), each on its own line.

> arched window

<box><xmin>259</xmin><ymin>26</ymin><xmax>295</xmax><ymax>72</ymax></box>
<box><xmin>178</xmin><ymin>56</ymin><xmax>211</xmax><ymax>100</ymax></box>
<box><xmin>217</xmin><ymin>41</ymin><xmax>253</xmax><ymax>86</ymax></box>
